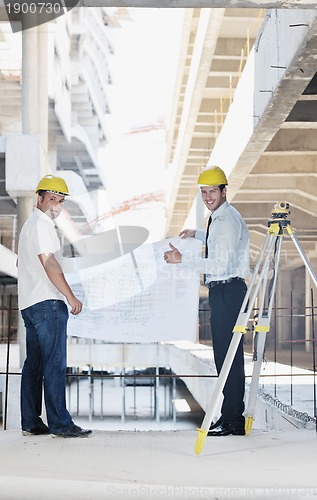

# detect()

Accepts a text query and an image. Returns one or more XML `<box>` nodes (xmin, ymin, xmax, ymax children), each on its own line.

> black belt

<box><xmin>207</xmin><ymin>277</ymin><xmax>245</xmax><ymax>288</ymax></box>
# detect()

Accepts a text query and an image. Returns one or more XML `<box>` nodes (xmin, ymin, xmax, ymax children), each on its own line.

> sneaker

<box><xmin>51</xmin><ymin>425</ymin><xmax>92</xmax><ymax>438</ymax></box>
<box><xmin>22</xmin><ymin>421</ymin><xmax>50</xmax><ymax>436</ymax></box>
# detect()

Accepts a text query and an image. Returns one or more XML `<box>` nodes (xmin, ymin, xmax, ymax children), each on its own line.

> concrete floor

<box><xmin>0</xmin><ymin>427</ymin><xmax>316</xmax><ymax>499</ymax></box>
<box><xmin>1</xmin><ymin>345</ymin><xmax>317</xmax><ymax>499</ymax></box>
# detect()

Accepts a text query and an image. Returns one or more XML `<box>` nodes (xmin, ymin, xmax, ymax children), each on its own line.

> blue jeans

<box><xmin>21</xmin><ymin>299</ymin><xmax>74</xmax><ymax>434</ymax></box>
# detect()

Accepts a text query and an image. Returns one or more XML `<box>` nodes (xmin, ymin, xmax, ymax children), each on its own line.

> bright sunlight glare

<box><xmin>98</xmin><ymin>9</ymin><xmax>184</xmax><ymax>241</ymax></box>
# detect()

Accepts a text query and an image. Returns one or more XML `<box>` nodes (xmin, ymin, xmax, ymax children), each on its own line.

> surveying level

<box><xmin>271</xmin><ymin>201</ymin><xmax>290</xmax><ymax>219</ymax></box>
<box><xmin>195</xmin><ymin>202</ymin><xmax>317</xmax><ymax>455</ymax></box>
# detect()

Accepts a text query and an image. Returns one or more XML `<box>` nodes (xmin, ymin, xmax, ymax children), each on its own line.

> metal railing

<box><xmin>1</xmin><ymin>289</ymin><xmax>317</xmax><ymax>430</ymax></box>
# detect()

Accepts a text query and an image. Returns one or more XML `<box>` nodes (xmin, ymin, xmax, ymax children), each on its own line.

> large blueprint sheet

<box><xmin>64</xmin><ymin>237</ymin><xmax>202</xmax><ymax>343</ymax></box>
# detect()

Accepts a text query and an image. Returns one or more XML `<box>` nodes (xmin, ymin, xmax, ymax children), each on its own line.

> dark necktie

<box><xmin>204</xmin><ymin>215</ymin><xmax>212</xmax><ymax>284</ymax></box>
<box><xmin>205</xmin><ymin>215</ymin><xmax>212</xmax><ymax>258</ymax></box>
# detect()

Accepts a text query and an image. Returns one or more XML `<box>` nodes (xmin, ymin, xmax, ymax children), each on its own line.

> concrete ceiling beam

<box><xmin>267</xmin><ymin>129</ymin><xmax>317</xmax><ymax>152</ymax></box>
<box><xmin>234</xmin><ymin>192</ymin><xmax>317</xmax><ymax>217</ymax></box>
<box><xmin>234</xmin><ymin>201</ymin><xmax>317</xmax><ymax>230</ymax></box>
<box><xmin>206</xmin><ymin>75</ymin><xmax>238</xmax><ymax>87</ymax></box>
<box><xmin>215</xmin><ymin>37</ymin><xmax>254</xmax><ymax>56</ymax></box>
<box><xmin>165</xmin><ymin>8</ymin><xmax>226</xmax><ymax>232</ymax></box>
<box><xmin>286</xmin><ymin>99</ymin><xmax>317</xmax><ymax>122</ymax></box>
<box><xmin>210</xmin><ymin>58</ymin><xmax>242</xmax><ymax>72</ymax></box>
<box><xmin>226</xmin><ymin>14</ymin><xmax>317</xmax><ymax>201</ymax></box>
<box><xmin>190</xmin><ymin>137</ymin><xmax>215</xmax><ymax>149</ymax></box>
<box><xmin>241</xmin><ymin>173</ymin><xmax>317</xmax><ymax>191</ymax></box>
<box><xmin>202</xmin><ymin>87</ymin><xmax>234</xmax><ymax>99</ymax></box>
<box><xmin>254</xmin><ymin>154</ymin><xmax>317</xmax><ymax>173</ymax></box>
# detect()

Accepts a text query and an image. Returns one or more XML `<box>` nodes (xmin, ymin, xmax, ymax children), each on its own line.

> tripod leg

<box><xmin>245</xmin><ymin>326</ymin><xmax>267</xmax><ymax>434</ymax></box>
<box><xmin>195</xmin><ymin>331</ymin><xmax>244</xmax><ymax>454</ymax></box>
<box><xmin>245</xmin><ymin>234</ymin><xmax>283</xmax><ymax>434</ymax></box>
<box><xmin>195</xmin><ymin>232</ymin><xmax>278</xmax><ymax>455</ymax></box>
<box><xmin>287</xmin><ymin>228</ymin><xmax>317</xmax><ymax>288</ymax></box>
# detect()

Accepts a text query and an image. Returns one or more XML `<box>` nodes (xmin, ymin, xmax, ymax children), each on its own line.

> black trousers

<box><xmin>208</xmin><ymin>279</ymin><xmax>247</xmax><ymax>427</ymax></box>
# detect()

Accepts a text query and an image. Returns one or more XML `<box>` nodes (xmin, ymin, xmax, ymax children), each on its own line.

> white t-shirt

<box><xmin>18</xmin><ymin>208</ymin><xmax>64</xmax><ymax>310</ymax></box>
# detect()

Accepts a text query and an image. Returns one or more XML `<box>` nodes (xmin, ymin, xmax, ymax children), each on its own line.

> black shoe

<box><xmin>209</xmin><ymin>416</ymin><xmax>223</xmax><ymax>431</ymax></box>
<box><xmin>22</xmin><ymin>421</ymin><xmax>50</xmax><ymax>436</ymax></box>
<box><xmin>208</xmin><ymin>423</ymin><xmax>245</xmax><ymax>437</ymax></box>
<box><xmin>51</xmin><ymin>424</ymin><xmax>92</xmax><ymax>438</ymax></box>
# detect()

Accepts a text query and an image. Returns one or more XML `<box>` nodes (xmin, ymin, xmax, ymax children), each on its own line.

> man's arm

<box><xmin>38</xmin><ymin>253</ymin><xmax>82</xmax><ymax>315</ymax></box>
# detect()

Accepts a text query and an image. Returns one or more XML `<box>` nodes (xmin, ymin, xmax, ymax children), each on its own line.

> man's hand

<box><xmin>66</xmin><ymin>294</ymin><xmax>82</xmax><ymax>316</ymax></box>
<box><xmin>179</xmin><ymin>228</ymin><xmax>195</xmax><ymax>238</ymax></box>
<box><xmin>164</xmin><ymin>243</ymin><xmax>182</xmax><ymax>264</ymax></box>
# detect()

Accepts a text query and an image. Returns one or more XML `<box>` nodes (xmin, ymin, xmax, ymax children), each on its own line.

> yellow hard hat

<box><xmin>197</xmin><ymin>166</ymin><xmax>228</xmax><ymax>186</ymax></box>
<box><xmin>35</xmin><ymin>175</ymin><xmax>69</xmax><ymax>196</ymax></box>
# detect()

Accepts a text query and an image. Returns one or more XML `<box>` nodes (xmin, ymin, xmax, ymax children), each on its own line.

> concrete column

<box><xmin>290</xmin><ymin>266</ymin><xmax>305</xmax><ymax>349</ymax></box>
<box><xmin>276</xmin><ymin>267</ymin><xmax>305</xmax><ymax>351</ymax></box>
<box><xmin>48</xmin><ymin>147</ymin><xmax>57</xmax><ymax>173</ymax></box>
<box><xmin>22</xmin><ymin>20</ymin><xmax>38</xmax><ymax>134</ymax></box>
<box><xmin>275</xmin><ymin>270</ymin><xmax>291</xmax><ymax>348</ymax></box>
<box><xmin>17</xmin><ymin>19</ymin><xmax>50</xmax><ymax>367</ymax></box>
<box><xmin>16</xmin><ymin>196</ymin><xmax>34</xmax><ymax>236</ymax></box>
<box><xmin>19</xmin><ymin>20</ymin><xmax>39</xmax><ymax>228</ymax></box>
<box><xmin>16</xmin><ymin>189</ymin><xmax>33</xmax><ymax>365</ymax></box>
<box><xmin>17</xmin><ymin>21</ymin><xmax>38</xmax><ymax>367</ymax></box>
<box><xmin>37</xmin><ymin>24</ymin><xmax>48</xmax><ymax>154</ymax></box>
<box><xmin>305</xmin><ymin>258</ymin><xmax>317</xmax><ymax>353</ymax></box>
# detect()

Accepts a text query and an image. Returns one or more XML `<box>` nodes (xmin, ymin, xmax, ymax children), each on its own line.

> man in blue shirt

<box><xmin>164</xmin><ymin>166</ymin><xmax>250</xmax><ymax>436</ymax></box>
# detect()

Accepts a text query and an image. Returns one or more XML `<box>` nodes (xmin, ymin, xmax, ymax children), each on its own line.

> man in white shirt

<box><xmin>164</xmin><ymin>166</ymin><xmax>250</xmax><ymax>436</ymax></box>
<box><xmin>18</xmin><ymin>174</ymin><xmax>92</xmax><ymax>438</ymax></box>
